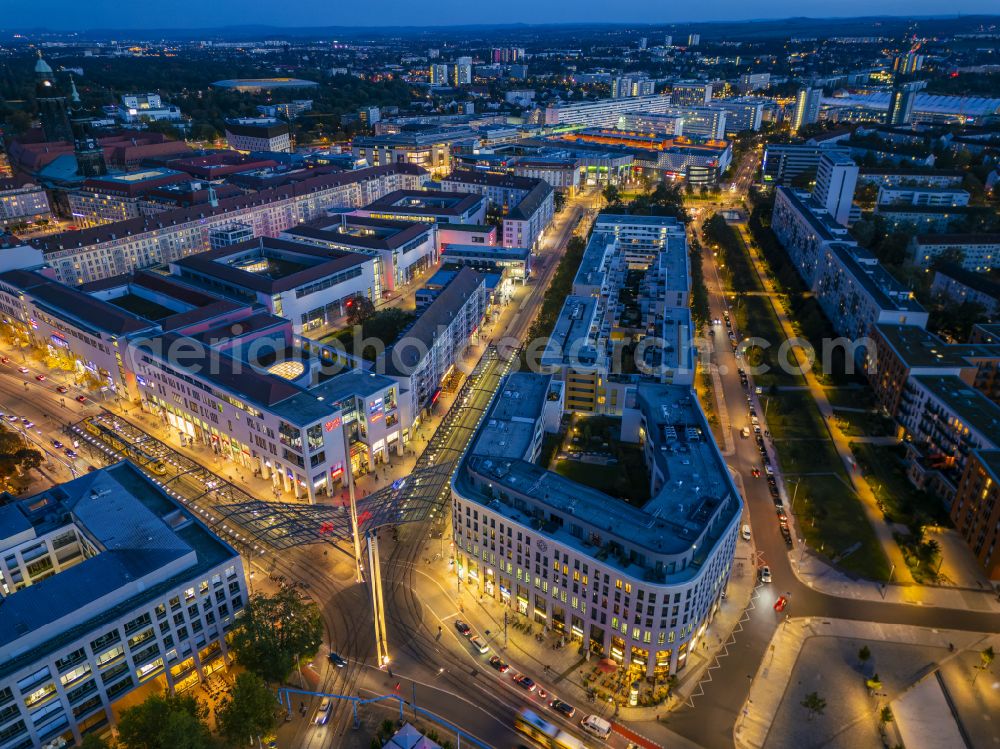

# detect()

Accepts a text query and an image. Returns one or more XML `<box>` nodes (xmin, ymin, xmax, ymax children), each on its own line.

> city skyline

<box><xmin>0</xmin><ymin>18</ymin><xmax>998</xmax><ymax>749</ymax></box>
<box><xmin>5</xmin><ymin>3</ymin><xmax>1000</xmax><ymax>31</ymax></box>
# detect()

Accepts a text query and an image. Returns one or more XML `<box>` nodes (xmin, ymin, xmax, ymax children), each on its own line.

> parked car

<box><xmin>455</xmin><ymin>621</ymin><xmax>471</xmax><ymax>636</ymax></box>
<box><xmin>488</xmin><ymin>656</ymin><xmax>509</xmax><ymax>673</ymax></box>
<box><xmin>759</xmin><ymin>566</ymin><xmax>772</xmax><ymax>583</ymax></box>
<box><xmin>469</xmin><ymin>635</ymin><xmax>489</xmax><ymax>654</ymax></box>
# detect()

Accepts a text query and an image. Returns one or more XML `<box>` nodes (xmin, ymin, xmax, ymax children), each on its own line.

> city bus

<box><xmin>514</xmin><ymin>708</ymin><xmax>585</xmax><ymax>749</ymax></box>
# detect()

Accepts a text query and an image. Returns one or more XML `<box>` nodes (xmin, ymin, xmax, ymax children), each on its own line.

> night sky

<box><xmin>7</xmin><ymin>0</ymin><xmax>999</xmax><ymax>31</ymax></box>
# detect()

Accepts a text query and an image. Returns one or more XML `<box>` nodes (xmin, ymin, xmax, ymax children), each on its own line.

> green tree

<box><xmin>801</xmin><ymin>691</ymin><xmax>826</xmax><ymax>721</ymax></box>
<box><xmin>0</xmin><ymin>428</ymin><xmax>43</xmax><ymax>482</ymax></box>
<box><xmin>790</xmin><ymin>170</ymin><xmax>816</xmax><ymax>190</ymax></box>
<box><xmin>117</xmin><ymin>692</ymin><xmax>212</xmax><ymax>749</ymax></box>
<box><xmin>973</xmin><ymin>646</ymin><xmax>995</xmax><ymax>684</ymax></box>
<box><xmin>80</xmin><ymin>735</ymin><xmax>112</xmax><ymax>749</ymax></box>
<box><xmin>880</xmin><ymin>705</ymin><xmax>894</xmax><ymax>725</ymax></box>
<box><xmin>602</xmin><ymin>184</ymin><xmax>621</xmax><ymax>205</ymax></box>
<box><xmin>229</xmin><ymin>588</ymin><xmax>324</xmax><ymax>683</ymax></box>
<box><xmin>346</xmin><ymin>294</ymin><xmax>376</xmax><ymax>326</ymax></box>
<box><xmin>858</xmin><ymin>645</ymin><xmax>871</xmax><ymax>667</ymax></box>
<box><xmin>215</xmin><ymin>672</ymin><xmax>280</xmax><ymax>746</ymax></box>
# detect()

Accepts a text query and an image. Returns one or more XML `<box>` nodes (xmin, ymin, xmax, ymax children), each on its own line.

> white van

<box><xmin>580</xmin><ymin>714</ymin><xmax>612</xmax><ymax>741</ymax></box>
<box><xmin>741</xmin><ymin>524</ymin><xmax>751</xmax><ymax>541</ymax></box>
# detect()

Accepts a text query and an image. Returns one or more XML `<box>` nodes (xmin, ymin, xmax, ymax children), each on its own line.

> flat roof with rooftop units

<box><xmin>874</xmin><ymin>323</ymin><xmax>1000</xmax><ymax>370</ymax></box>
<box><xmin>0</xmin><ymin>461</ymin><xmax>244</xmax><ymax>701</ymax></box>
<box><xmin>456</xmin><ymin>379</ymin><xmax>739</xmax><ymax>579</ymax></box>
<box><xmin>362</xmin><ymin>189</ymin><xmax>485</xmax><ymax>224</ymax></box>
<box><xmin>541</xmin><ymin>295</ymin><xmax>601</xmax><ymax>368</ymax></box>
<box><xmin>171</xmin><ymin>236</ymin><xmax>372</xmax><ymax>296</ymax></box>
<box><xmin>913</xmin><ymin>374</ymin><xmax>1000</xmax><ymax>444</ymax></box>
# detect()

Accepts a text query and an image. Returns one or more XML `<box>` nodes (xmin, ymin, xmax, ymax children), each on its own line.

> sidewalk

<box><xmin>734</xmin><ymin>223</ymin><xmax>914</xmax><ymax>585</ymax></box>
<box><xmin>789</xmin><ymin>547</ymin><xmax>1000</xmax><ymax>613</ymax></box>
<box><xmin>734</xmin><ymin>617</ymin><xmax>998</xmax><ymax>749</ymax></box>
<box><xmin>106</xmin><ymin>314</ymin><xmax>506</xmax><ymax>508</ymax></box>
<box><xmin>447</xmin><ymin>531</ymin><xmax>759</xmax><ymax>723</ymax></box>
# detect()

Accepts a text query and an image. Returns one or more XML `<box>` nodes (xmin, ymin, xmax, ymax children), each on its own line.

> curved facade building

<box><xmin>451</xmin><ymin>372</ymin><xmax>741</xmax><ymax>677</ymax></box>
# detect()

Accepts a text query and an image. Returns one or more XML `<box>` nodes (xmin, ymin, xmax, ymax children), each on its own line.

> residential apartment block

<box><xmin>29</xmin><ymin>163</ymin><xmax>427</xmax><ymax>285</ymax></box>
<box><xmin>539</xmin><ymin>95</ymin><xmax>674</xmax><ymax>128</ymax></box>
<box><xmin>281</xmin><ymin>214</ymin><xmax>437</xmax><ymax>294</ymax></box>
<box><xmin>451</xmin><ymin>373</ymin><xmax>739</xmax><ymax>676</ymax></box>
<box><xmin>380</xmin><ymin>266</ymin><xmax>486</xmax><ymax>416</ymax></box>
<box><xmin>772</xmin><ymin>187</ymin><xmax>928</xmax><ymax>360</ymax></box>
<box><xmin>0</xmin><ymin>181</ymin><xmax>52</xmax><ymax>229</ymax></box>
<box><xmin>541</xmin><ymin>215</ymin><xmax>693</xmax><ymax>415</ymax></box>
<box><xmin>909</xmin><ymin>233</ymin><xmax>998</xmax><ymax>272</ymax></box>
<box><xmin>876</xmin><ymin>186</ymin><xmax>971</xmax><ymax>208</ymax></box>
<box><xmin>867</xmin><ymin>324</ymin><xmax>1000</xmax><ymax>419</ymax></box>
<box><xmin>439</xmin><ymin>171</ymin><xmax>554</xmax><ymax>250</ymax></box>
<box><xmin>951</xmin><ymin>450</ymin><xmax>1000</xmax><ymax>580</ymax></box>
<box><xmin>899</xmin><ymin>375</ymin><xmax>1000</xmax><ymax>506</ymax></box>
<box><xmin>931</xmin><ymin>263</ymin><xmax>1000</xmax><ymax>317</ymax></box>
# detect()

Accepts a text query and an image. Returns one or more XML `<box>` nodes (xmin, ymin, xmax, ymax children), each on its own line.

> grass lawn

<box><xmin>849</xmin><ymin>442</ymin><xmax>950</xmax><ymax>530</ymax></box>
<box><xmin>709</xmin><ymin>216</ymin><xmax>763</xmax><ymax>294</ymax></box>
<box><xmin>695</xmin><ymin>369</ymin><xmax>725</xmax><ymax>446</ymax></box>
<box><xmin>733</xmin><ymin>296</ymin><xmax>805</xmax><ymax>390</ymax></box>
<box><xmin>554</xmin><ymin>446</ymin><xmax>650</xmax><ymax>506</ymax></box>
<box><xmin>764</xmin><ymin>390</ymin><xmax>829</xmax><ymax>441</ymax></box>
<box><xmin>773</xmin><ymin>434</ymin><xmax>845</xmax><ymax>477</ymax></box>
<box><xmin>765</xmin><ymin>391</ymin><xmax>892</xmax><ymax>579</ymax></box>
<box><xmin>833</xmin><ymin>410</ymin><xmax>896</xmax><ymax>438</ymax></box>
<box><xmin>794</xmin><ymin>474</ymin><xmax>891</xmax><ymax>580</ymax></box>
<box><xmin>824</xmin><ymin>386</ymin><xmax>876</xmax><ymax>410</ymax></box>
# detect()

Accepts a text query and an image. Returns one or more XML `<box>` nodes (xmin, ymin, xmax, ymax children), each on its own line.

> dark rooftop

<box><xmin>29</xmin><ymin>163</ymin><xmax>428</xmax><ymax>255</ymax></box>
<box><xmin>874</xmin><ymin>323</ymin><xmax>1000</xmax><ymax>370</ymax></box>
<box><xmin>0</xmin><ymin>269</ymin><xmax>154</xmax><ymax>337</ymax></box>
<box><xmin>933</xmin><ymin>262</ymin><xmax>1000</xmax><ymax>300</ymax></box>
<box><xmin>383</xmin><ymin>267</ymin><xmax>484</xmax><ymax>374</ymax></box>
<box><xmin>172</xmin><ymin>237</ymin><xmax>371</xmax><ymax>295</ymax></box>
<box><xmin>365</xmin><ymin>189</ymin><xmax>483</xmax><ymax>218</ymax></box>
<box><xmin>0</xmin><ymin>461</ymin><xmax>238</xmax><ymax>681</ymax></box>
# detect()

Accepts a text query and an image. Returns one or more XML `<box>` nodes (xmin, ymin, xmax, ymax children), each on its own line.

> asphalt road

<box><xmin>662</xmin><ymin>155</ymin><xmax>1000</xmax><ymax>748</ymax></box>
<box><xmin>11</xmin><ymin>170</ymin><xmax>994</xmax><ymax>749</ymax></box>
<box><xmin>292</xmin><ymin>188</ymin><xmax>605</xmax><ymax>748</ymax></box>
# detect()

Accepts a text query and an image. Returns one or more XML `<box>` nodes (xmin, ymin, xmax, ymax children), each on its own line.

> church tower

<box><xmin>68</xmin><ymin>75</ymin><xmax>107</xmax><ymax>177</ymax></box>
<box><xmin>34</xmin><ymin>52</ymin><xmax>73</xmax><ymax>142</ymax></box>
